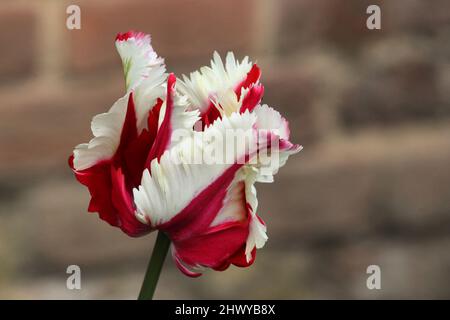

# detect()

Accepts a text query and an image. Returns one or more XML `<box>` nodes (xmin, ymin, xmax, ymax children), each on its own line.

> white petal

<box><xmin>241</xmin><ymin>166</ymin><xmax>268</xmax><ymax>262</ymax></box>
<box><xmin>166</xmin><ymin>89</ymin><xmax>201</xmax><ymax>148</ymax></box>
<box><xmin>73</xmin><ymin>33</ymin><xmax>168</xmax><ymax>171</ymax></box>
<box><xmin>253</xmin><ymin>104</ymin><xmax>289</xmax><ymax>140</ymax></box>
<box><xmin>73</xmin><ymin>95</ymin><xmax>129</xmax><ymax>170</ymax></box>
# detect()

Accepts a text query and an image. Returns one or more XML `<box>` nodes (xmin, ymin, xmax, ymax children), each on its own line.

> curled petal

<box><xmin>172</xmin><ymin>217</ymin><xmax>250</xmax><ymax>274</ymax></box>
<box><xmin>134</xmin><ymin>111</ymin><xmax>257</xmax><ymax>227</ymax></box>
<box><xmin>146</xmin><ymin>74</ymin><xmax>199</xmax><ymax>165</ymax></box>
<box><xmin>70</xmin><ymin>95</ymin><xmax>154</xmax><ymax>236</ymax></box>
<box><xmin>70</xmin><ymin>31</ymin><xmax>171</xmax><ymax>236</ymax></box>
<box><xmin>115</xmin><ymin>31</ymin><xmax>168</xmax><ymax>133</ymax></box>
<box><xmin>177</xmin><ymin>52</ymin><xmax>260</xmax><ymax>127</ymax></box>
<box><xmin>172</xmin><ymin>249</ymin><xmax>202</xmax><ymax>277</ymax></box>
<box><xmin>253</xmin><ymin>104</ymin><xmax>302</xmax><ymax>183</ymax></box>
<box><xmin>169</xmin><ymin>179</ymin><xmax>258</xmax><ymax>275</ymax></box>
<box><xmin>70</xmin><ymin>32</ymin><xmax>301</xmax><ymax>276</ymax></box>
<box><xmin>115</xmin><ymin>31</ymin><xmax>165</xmax><ymax>92</ymax></box>
<box><xmin>133</xmin><ymin>111</ymin><xmax>270</xmax><ymax>272</ymax></box>
<box><xmin>235</xmin><ymin>64</ymin><xmax>261</xmax><ymax>100</ymax></box>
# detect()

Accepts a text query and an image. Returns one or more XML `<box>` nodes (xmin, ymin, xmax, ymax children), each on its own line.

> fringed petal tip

<box><xmin>172</xmin><ymin>244</ymin><xmax>257</xmax><ymax>277</ymax></box>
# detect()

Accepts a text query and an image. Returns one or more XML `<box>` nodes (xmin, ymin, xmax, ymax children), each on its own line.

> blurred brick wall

<box><xmin>0</xmin><ymin>0</ymin><xmax>449</xmax><ymax>299</ymax></box>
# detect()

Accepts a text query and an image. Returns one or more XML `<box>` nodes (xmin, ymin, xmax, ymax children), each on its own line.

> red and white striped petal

<box><xmin>177</xmin><ymin>52</ymin><xmax>261</xmax><ymax>127</ymax></box>
<box><xmin>240</xmin><ymin>166</ymin><xmax>268</xmax><ymax>261</ymax></box>
<box><xmin>211</xmin><ymin>83</ymin><xmax>264</xmax><ymax>117</ymax></box>
<box><xmin>73</xmin><ymin>95</ymin><xmax>129</xmax><ymax>171</ymax></box>
<box><xmin>168</xmin><ymin>177</ymin><xmax>251</xmax><ymax>276</ymax></box>
<box><xmin>210</xmin><ymin>180</ymin><xmax>248</xmax><ymax>227</ymax></box>
<box><xmin>70</xmin><ymin>31</ymin><xmax>173</xmax><ymax>235</ymax></box>
<box><xmin>253</xmin><ymin>104</ymin><xmax>290</xmax><ymax>140</ymax></box>
<box><xmin>209</xmin><ymin>167</ymin><xmax>268</xmax><ymax>264</ymax></box>
<box><xmin>178</xmin><ymin>52</ymin><xmax>252</xmax><ymax>111</ymax></box>
<box><xmin>70</xmin><ymin>94</ymin><xmax>154</xmax><ymax>236</ymax></box>
<box><xmin>144</xmin><ymin>74</ymin><xmax>199</xmax><ymax>166</ymax></box>
<box><xmin>72</xmin><ymin>87</ymin><xmax>165</xmax><ymax>172</ymax></box>
<box><xmin>132</xmin><ymin>64</ymin><xmax>167</xmax><ymax>133</ymax></box>
<box><xmin>71</xmin><ymin>76</ymin><xmax>200</xmax><ymax>237</ymax></box>
<box><xmin>252</xmin><ymin>104</ymin><xmax>303</xmax><ymax>183</ymax></box>
<box><xmin>70</xmin><ymin>32</ymin><xmax>301</xmax><ymax>274</ymax></box>
<box><xmin>115</xmin><ymin>31</ymin><xmax>165</xmax><ymax>92</ymax></box>
<box><xmin>204</xmin><ymin>90</ymin><xmax>301</xmax><ymax>184</ymax></box>
<box><xmin>132</xmin><ymin>110</ymin><xmax>273</xmax><ymax>275</ymax></box>
<box><xmin>133</xmin><ymin>110</ymin><xmax>257</xmax><ymax>227</ymax></box>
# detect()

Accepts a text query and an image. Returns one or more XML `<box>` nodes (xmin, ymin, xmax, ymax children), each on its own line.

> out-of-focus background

<box><xmin>0</xmin><ymin>0</ymin><xmax>449</xmax><ymax>299</ymax></box>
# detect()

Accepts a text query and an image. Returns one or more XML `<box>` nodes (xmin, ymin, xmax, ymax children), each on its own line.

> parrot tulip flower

<box><xmin>69</xmin><ymin>30</ymin><xmax>301</xmax><ymax>298</ymax></box>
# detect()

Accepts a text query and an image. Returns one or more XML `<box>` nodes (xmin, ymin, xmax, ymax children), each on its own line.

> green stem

<box><xmin>138</xmin><ymin>231</ymin><xmax>171</xmax><ymax>300</ymax></box>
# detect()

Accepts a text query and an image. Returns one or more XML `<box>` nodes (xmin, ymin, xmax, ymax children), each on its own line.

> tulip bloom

<box><xmin>70</xmin><ymin>31</ymin><xmax>301</xmax><ymax>283</ymax></box>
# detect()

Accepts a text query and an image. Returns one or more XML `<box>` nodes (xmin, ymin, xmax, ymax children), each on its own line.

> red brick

<box><xmin>65</xmin><ymin>0</ymin><xmax>257</xmax><ymax>76</ymax></box>
<box><xmin>0</xmin><ymin>6</ymin><xmax>36</xmax><ymax>83</ymax></box>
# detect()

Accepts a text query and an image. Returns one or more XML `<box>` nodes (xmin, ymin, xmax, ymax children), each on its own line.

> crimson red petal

<box><xmin>159</xmin><ymin>164</ymin><xmax>255</xmax><ymax>273</ymax></box>
<box><xmin>110</xmin><ymin>166</ymin><xmax>151</xmax><ymax>236</ymax></box>
<box><xmin>115</xmin><ymin>30</ymin><xmax>146</xmax><ymax>42</ymax></box>
<box><xmin>235</xmin><ymin>64</ymin><xmax>261</xmax><ymax>99</ymax></box>
<box><xmin>69</xmin><ymin>93</ymin><xmax>161</xmax><ymax>236</ymax></box>
<box><xmin>123</xmin><ymin>99</ymin><xmax>162</xmax><ymax>187</ymax></box>
<box><xmin>230</xmin><ymin>245</ymin><xmax>256</xmax><ymax>267</ymax></box>
<box><xmin>69</xmin><ymin>156</ymin><xmax>118</xmax><ymax>227</ymax></box>
<box><xmin>173</xmin><ymin>252</ymin><xmax>202</xmax><ymax>277</ymax></box>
